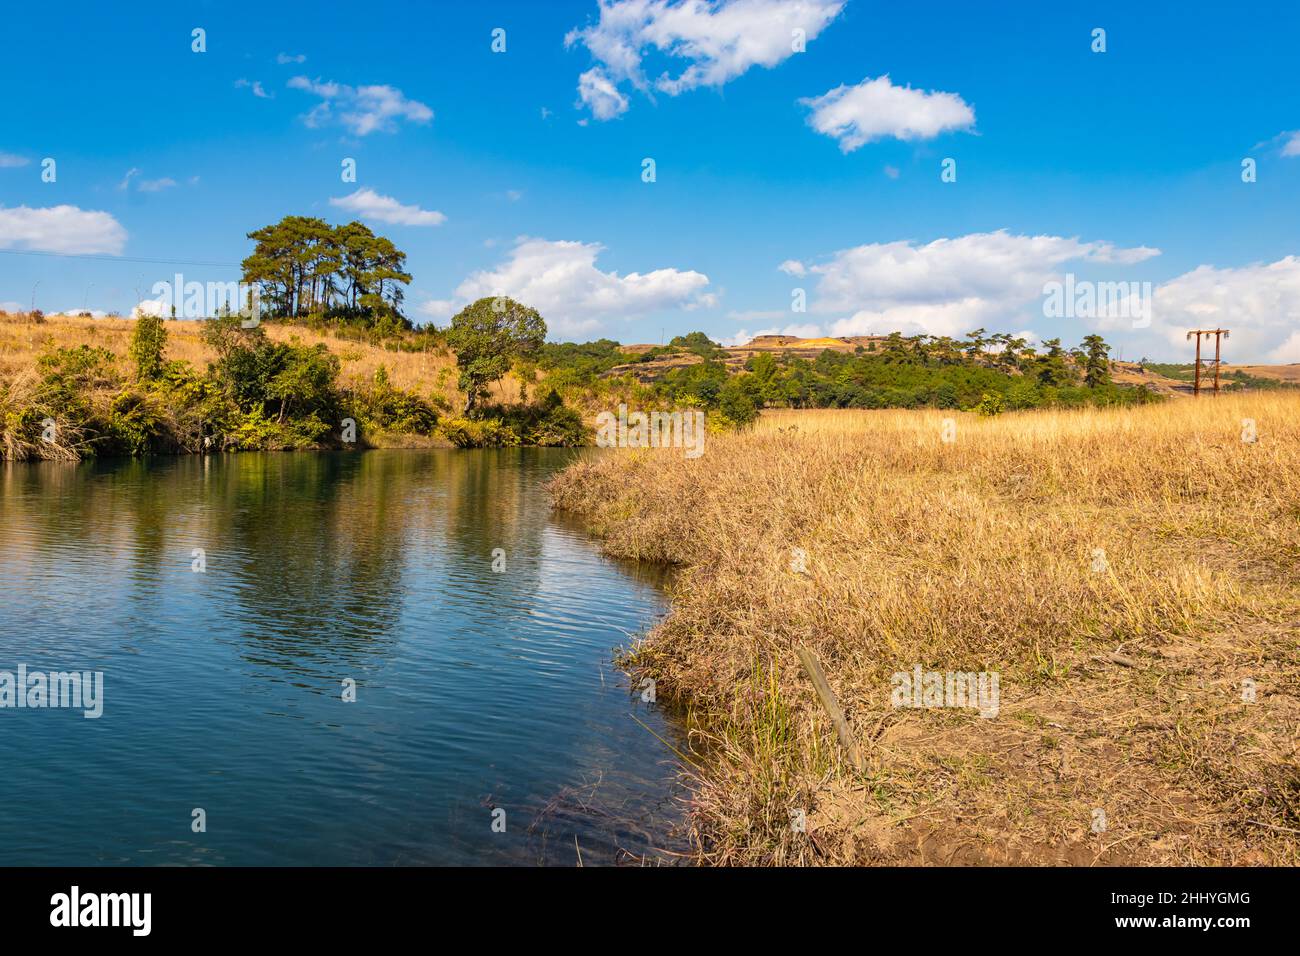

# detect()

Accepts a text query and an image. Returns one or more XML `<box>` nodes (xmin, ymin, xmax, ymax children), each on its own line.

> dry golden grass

<box><xmin>550</xmin><ymin>396</ymin><xmax>1300</xmax><ymax>866</ymax></box>
<box><xmin>1224</xmin><ymin>364</ymin><xmax>1300</xmax><ymax>383</ymax></box>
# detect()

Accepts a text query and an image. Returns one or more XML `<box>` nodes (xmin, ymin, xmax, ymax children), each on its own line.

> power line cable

<box><xmin>0</xmin><ymin>248</ymin><xmax>240</xmax><ymax>268</ymax></box>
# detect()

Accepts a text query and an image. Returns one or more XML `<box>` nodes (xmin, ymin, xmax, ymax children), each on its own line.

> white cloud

<box><xmin>801</xmin><ymin>75</ymin><xmax>975</xmax><ymax>151</ymax></box>
<box><xmin>329</xmin><ymin>188</ymin><xmax>446</xmax><ymax>226</ymax></box>
<box><xmin>576</xmin><ymin>68</ymin><xmax>630</xmax><ymax>120</ymax></box>
<box><xmin>0</xmin><ymin>205</ymin><xmax>127</xmax><ymax>254</ymax></box>
<box><xmin>0</xmin><ymin>152</ymin><xmax>29</xmax><ymax>168</ymax></box>
<box><xmin>1282</xmin><ymin>131</ymin><xmax>1300</xmax><ymax>157</ymax></box>
<box><xmin>1145</xmin><ymin>257</ymin><xmax>1300</xmax><ymax>362</ymax></box>
<box><xmin>118</xmin><ymin>168</ymin><xmax>179</xmax><ymax>193</ymax></box>
<box><xmin>418</xmin><ymin>299</ymin><xmax>457</xmax><ymax>322</ymax></box>
<box><xmin>235</xmin><ymin>78</ymin><xmax>273</xmax><ymax>99</ymax></box>
<box><xmin>50</xmin><ymin>308</ymin><xmax>108</xmax><ymax>318</ymax></box>
<box><xmin>288</xmin><ymin>76</ymin><xmax>432</xmax><ymax>135</ymax></box>
<box><xmin>1085</xmin><ymin>242</ymin><xmax>1162</xmax><ymax>265</ymax></box>
<box><xmin>132</xmin><ymin>296</ymin><xmax>169</xmax><ymax>319</ymax></box>
<box><xmin>277</xmin><ymin>52</ymin><xmax>307</xmax><ymax>64</ymax></box>
<box><xmin>778</xmin><ymin>259</ymin><xmax>806</xmax><ymax>277</ymax></box>
<box><xmin>422</xmin><ymin>237</ymin><xmax>714</xmax><ymax>337</ymax></box>
<box><xmin>566</xmin><ymin>0</ymin><xmax>845</xmax><ymax>119</ymax></box>
<box><xmin>792</xmin><ymin>230</ymin><xmax>1159</xmax><ymax>338</ymax></box>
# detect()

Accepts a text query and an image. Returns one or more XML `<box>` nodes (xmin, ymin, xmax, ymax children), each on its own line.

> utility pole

<box><xmin>1185</xmin><ymin>329</ymin><xmax>1230</xmax><ymax>396</ymax></box>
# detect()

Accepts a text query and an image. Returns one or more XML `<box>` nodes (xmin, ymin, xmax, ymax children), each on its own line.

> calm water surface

<box><xmin>0</xmin><ymin>449</ymin><xmax>685</xmax><ymax>865</ymax></box>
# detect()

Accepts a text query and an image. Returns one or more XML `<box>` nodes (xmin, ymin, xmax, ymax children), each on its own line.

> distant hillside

<box><xmin>606</xmin><ymin>335</ymin><xmax>1298</xmax><ymax>398</ymax></box>
<box><xmin>605</xmin><ymin>334</ymin><xmax>892</xmax><ymax>382</ymax></box>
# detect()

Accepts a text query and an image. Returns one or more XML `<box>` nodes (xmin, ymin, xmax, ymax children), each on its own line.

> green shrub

<box><xmin>347</xmin><ymin>367</ymin><xmax>440</xmax><ymax>436</ymax></box>
<box><xmin>105</xmin><ymin>389</ymin><xmax>168</xmax><ymax>455</ymax></box>
<box><xmin>129</xmin><ymin>313</ymin><xmax>167</xmax><ymax>381</ymax></box>
<box><xmin>475</xmin><ymin>391</ymin><xmax>590</xmax><ymax>446</ymax></box>
<box><xmin>437</xmin><ymin>416</ymin><xmax>521</xmax><ymax>448</ymax></box>
<box><xmin>975</xmin><ymin>392</ymin><xmax>1005</xmax><ymax>417</ymax></box>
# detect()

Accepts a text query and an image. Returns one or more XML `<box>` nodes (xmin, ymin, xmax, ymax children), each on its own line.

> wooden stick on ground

<box><xmin>796</xmin><ymin>646</ymin><xmax>866</xmax><ymax>773</ymax></box>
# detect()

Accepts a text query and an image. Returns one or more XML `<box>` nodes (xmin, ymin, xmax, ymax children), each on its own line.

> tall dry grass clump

<box><xmin>549</xmin><ymin>395</ymin><xmax>1300</xmax><ymax>865</ymax></box>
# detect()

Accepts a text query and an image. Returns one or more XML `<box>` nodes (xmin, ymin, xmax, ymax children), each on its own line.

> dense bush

<box><xmin>436</xmin><ymin>416</ymin><xmax>520</xmax><ymax>448</ymax></box>
<box><xmin>443</xmin><ymin>391</ymin><xmax>589</xmax><ymax>447</ymax></box>
<box><xmin>348</xmin><ymin>366</ymin><xmax>440</xmax><ymax>436</ymax></box>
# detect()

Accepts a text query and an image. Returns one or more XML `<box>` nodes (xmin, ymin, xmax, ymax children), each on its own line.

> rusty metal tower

<box><xmin>1186</xmin><ymin>329</ymin><xmax>1230</xmax><ymax>396</ymax></box>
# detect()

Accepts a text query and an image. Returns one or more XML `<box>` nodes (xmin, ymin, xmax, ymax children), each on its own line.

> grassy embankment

<box><xmin>0</xmin><ymin>312</ymin><xmax>464</xmax><ymax>400</ymax></box>
<box><xmin>0</xmin><ymin>311</ymin><xmax>544</xmax><ymax>458</ymax></box>
<box><xmin>549</xmin><ymin>396</ymin><xmax>1300</xmax><ymax>865</ymax></box>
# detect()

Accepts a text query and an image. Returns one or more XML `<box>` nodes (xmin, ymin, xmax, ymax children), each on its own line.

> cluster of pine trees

<box><xmin>241</xmin><ymin>216</ymin><xmax>412</xmax><ymax>332</ymax></box>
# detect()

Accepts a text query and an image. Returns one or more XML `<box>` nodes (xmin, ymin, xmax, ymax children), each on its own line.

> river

<box><xmin>0</xmin><ymin>449</ymin><xmax>685</xmax><ymax>865</ymax></box>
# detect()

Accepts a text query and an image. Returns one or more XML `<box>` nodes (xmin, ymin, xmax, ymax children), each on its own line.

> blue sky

<box><xmin>2</xmin><ymin>0</ymin><xmax>1299</xmax><ymax>360</ymax></box>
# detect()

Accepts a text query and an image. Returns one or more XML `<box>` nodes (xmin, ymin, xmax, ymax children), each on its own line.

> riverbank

<box><xmin>0</xmin><ymin>311</ymin><xmax>596</xmax><ymax>459</ymax></box>
<box><xmin>548</xmin><ymin>397</ymin><xmax>1300</xmax><ymax>865</ymax></box>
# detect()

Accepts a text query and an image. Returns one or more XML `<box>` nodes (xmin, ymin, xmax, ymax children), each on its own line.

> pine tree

<box><xmin>1082</xmin><ymin>335</ymin><xmax>1111</xmax><ymax>388</ymax></box>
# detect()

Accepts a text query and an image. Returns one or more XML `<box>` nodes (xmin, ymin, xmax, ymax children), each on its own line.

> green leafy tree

<box><xmin>669</xmin><ymin>331</ymin><xmax>721</xmax><ymax>357</ymax></box>
<box><xmin>445</xmin><ymin>297</ymin><xmax>547</xmax><ymax>415</ymax></box>
<box><xmin>267</xmin><ymin>345</ymin><xmax>340</xmax><ymax>423</ymax></box>
<box><xmin>128</xmin><ymin>313</ymin><xmax>168</xmax><ymax>381</ymax></box>
<box><xmin>718</xmin><ymin>375</ymin><xmax>758</xmax><ymax>425</ymax></box>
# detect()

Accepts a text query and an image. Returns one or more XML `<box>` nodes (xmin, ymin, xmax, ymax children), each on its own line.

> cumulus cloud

<box><xmin>288</xmin><ymin>76</ymin><xmax>432</xmax><ymax>135</ymax></box>
<box><xmin>132</xmin><ymin>296</ymin><xmax>169</xmax><ymax>319</ymax></box>
<box><xmin>576</xmin><ymin>68</ymin><xmax>630</xmax><ymax>120</ymax></box>
<box><xmin>801</xmin><ymin>75</ymin><xmax>975</xmax><ymax>151</ymax></box>
<box><xmin>329</xmin><ymin>187</ymin><xmax>446</xmax><ymax>226</ymax></box>
<box><xmin>420</xmin><ymin>237</ymin><xmax>714</xmax><ymax>337</ymax></box>
<box><xmin>1144</xmin><ymin>257</ymin><xmax>1300</xmax><ymax>362</ymax></box>
<box><xmin>0</xmin><ymin>204</ymin><xmax>127</xmax><ymax>254</ymax></box>
<box><xmin>778</xmin><ymin>259</ymin><xmax>806</xmax><ymax>277</ymax></box>
<box><xmin>788</xmin><ymin>230</ymin><xmax>1159</xmax><ymax>338</ymax></box>
<box><xmin>566</xmin><ymin>0</ymin><xmax>845</xmax><ymax>119</ymax></box>
<box><xmin>0</xmin><ymin>151</ymin><xmax>29</xmax><ymax>168</ymax></box>
<box><xmin>277</xmin><ymin>52</ymin><xmax>307</xmax><ymax>64</ymax></box>
<box><xmin>1282</xmin><ymin>131</ymin><xmax>1300</xmax><ymax>157</ymax></box>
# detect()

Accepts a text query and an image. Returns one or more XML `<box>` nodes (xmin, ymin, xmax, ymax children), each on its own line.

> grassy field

<box><xmin>549</xmin><ymin>396</ymin><xmax>1300</xmax><ymax>865</ymax></box>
